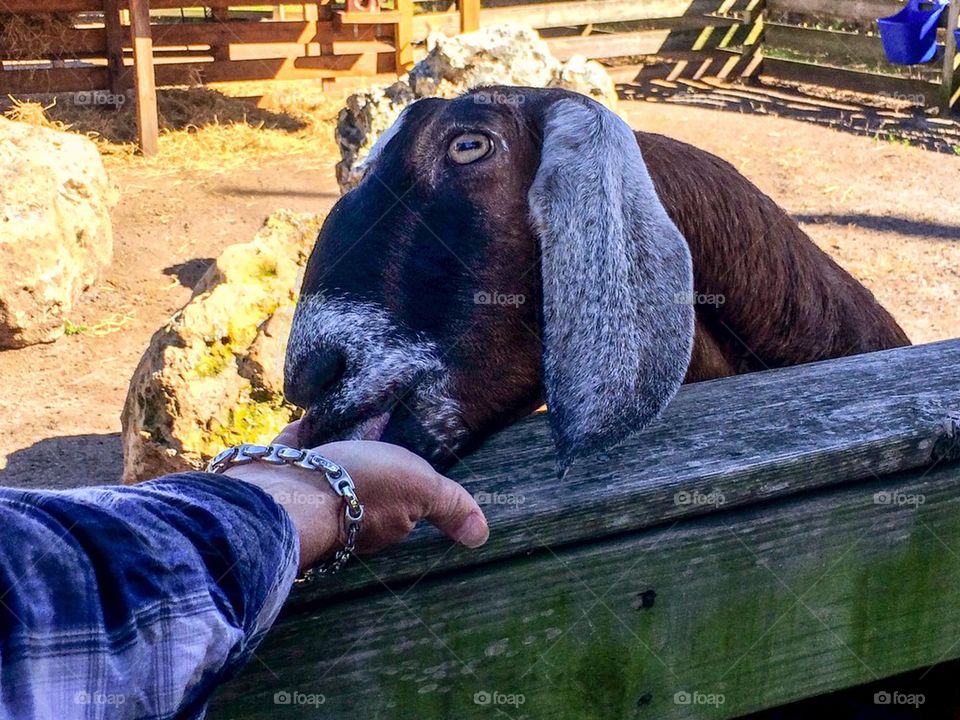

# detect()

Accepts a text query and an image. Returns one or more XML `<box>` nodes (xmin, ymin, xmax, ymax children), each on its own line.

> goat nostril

<box><xmin>288</xmin><ymin>349</ymin><xmax>346</xmax><ymax>408</ymax></box>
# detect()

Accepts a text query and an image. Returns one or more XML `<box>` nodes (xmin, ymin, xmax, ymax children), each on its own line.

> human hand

<box><xmin>224</xmin><ymin>422</ymin><xmax>488</xmax><ymax>572</ymax></box>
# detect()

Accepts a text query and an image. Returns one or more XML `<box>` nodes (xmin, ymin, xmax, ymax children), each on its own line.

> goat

<box><xmin>284</xmin><ymin>87</ymin><xmax>909</xmax><ymax>470</ymax></box>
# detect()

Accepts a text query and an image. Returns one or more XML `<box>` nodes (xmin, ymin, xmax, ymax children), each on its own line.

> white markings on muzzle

<box><xmin>285</xmin><ymin>295</ymin><xmax>465</xmax><ymax>452</ymax></box>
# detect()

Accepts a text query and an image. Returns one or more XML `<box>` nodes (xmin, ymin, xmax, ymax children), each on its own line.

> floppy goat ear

<box><xmin>528</xmin><ymin>98</ymin><xmax>695</xmax><ymax>468</ymax></box>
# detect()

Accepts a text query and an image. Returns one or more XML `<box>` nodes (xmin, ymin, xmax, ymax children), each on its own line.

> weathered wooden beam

<box><xmin>128</xmin><ymin>0</ymin><xmax>159</xmax><ymax>156</ymax></box>
<box><xmin>282</xmin><ymin>339</ymin><xmax>960</xmax><ymax>608</ymax></box>
<box><xmin>211</xmin><ymin>461</ymin><xmax>960</xmax><ymax>719</ymax></box>
<box><xmin>941</xmin><ymin>0</ymin><xmax>960</xmax><ymax>113</ymax></box>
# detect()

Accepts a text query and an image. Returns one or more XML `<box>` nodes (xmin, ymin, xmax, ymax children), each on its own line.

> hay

<box><xmin>0</xmin><ymin>12</ymin><xmax>76</xmax><ymax>61</ymax></box>
<box><xmin>1</xmin><ymin>81</ymin><xmax>344</xmax><ymax>175</ymax></box>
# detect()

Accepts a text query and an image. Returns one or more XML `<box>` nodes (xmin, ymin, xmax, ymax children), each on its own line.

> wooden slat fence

<box><xmin>0</xmin><ymin>0</ymin><xmax>956</xmax><ymax>154</ymax></box>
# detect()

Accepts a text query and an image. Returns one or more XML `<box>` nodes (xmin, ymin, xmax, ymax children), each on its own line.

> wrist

<box><xmin>224</xmin><ymin>464</ymin><xmax>342</xmax><ymax>571</ymax></box>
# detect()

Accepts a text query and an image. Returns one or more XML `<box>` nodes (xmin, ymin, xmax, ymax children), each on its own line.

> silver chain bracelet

<box><xmin>207</xmin><ymin>443</ymin><xmax>363</xmax><ymax>580</ymax></box>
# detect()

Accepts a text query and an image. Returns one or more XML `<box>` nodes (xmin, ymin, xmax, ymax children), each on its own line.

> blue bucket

<box><xmin>878</xmin><ymin>0</ymin><xmax>949</xmax><ymax>65</ymax></box>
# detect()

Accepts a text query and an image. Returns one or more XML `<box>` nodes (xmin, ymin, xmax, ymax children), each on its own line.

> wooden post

<box><xmin>102</xmin><ymin>0</ymin><xmax>125</xmax><ymax>100</ymax></box>
<box><xmin>394</xmin><ymin>0</ymin><xmax>414</xmax><ymax>73</ymax></box>
<box><xmin>128</xmin><ymin>0</ymin><xmax>159</xmax><ymax>156</ymax></box>
<box><xmin>460</xmin><ymin>0</ymin><xmax>480</xmax><ymax>33</ymax></box>
<box><xmin>210</xmin><ymin>6</ymin><xmax>230</xmax><ymax>62</ymax></box>
<box><xmin>942</xmin><ymin>0</ymin><xmax>959</xmax><ymax>114</ymax></box>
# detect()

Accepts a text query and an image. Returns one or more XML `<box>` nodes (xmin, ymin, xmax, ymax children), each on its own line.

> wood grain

<box><xmin>128</xmin><ymin>0</ymin><xmax>158</xmax><ymax>155</ymax></box>
<box><xmin>211</xmin><ymin>462</ymin><xmax>960</xmax><ymax>719</ymax></box>
<box><xmin>288</xmin><ymin>340</ymin><xmax>960</xmax><ymax>607</ymax></box>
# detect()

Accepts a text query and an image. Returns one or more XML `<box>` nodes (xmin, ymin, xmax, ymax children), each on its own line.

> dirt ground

<box><xmin>2</xmin><ymin>90</ymin><xmax>960</xmax><ymax>489</ymax></box>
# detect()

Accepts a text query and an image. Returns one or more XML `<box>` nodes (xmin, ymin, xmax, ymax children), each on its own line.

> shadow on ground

<box><xmin>796</xmin><ymin>213</ymin><xmax>960</xmax><ymax>241</ymax></box>
<box><xmin>1</xmin><ymin>433</ymin><xmax>123</xmax><ymax>489</ymax></box>
<box><xmin>617</xmin><ymin>76</ymin><xmax>960</xmax><ymax>155</ymax></box>
<box><xmin>164</xmin><ymin>258</ymin><xmax>215</xmax><ymax>290</ymax></box>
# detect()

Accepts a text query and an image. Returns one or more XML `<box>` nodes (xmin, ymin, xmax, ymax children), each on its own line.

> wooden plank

<box><xmin>103</xmin><ymin>0</ymin><xmax>125</xmax><ymax>96</ymax></box>
<box><xmin>941</xmin><ymin>0</ymin><xmax>959</xmax><ymax>112</ymax></box>
<box><xmin>152</xmin><ymin>20</ymin><xmax>306</xmax><ymax>46</ymax></box>
<box><xmin>765</xmin><ymin>23</ymin><xmax>942</xmax><ymax>80</ymax></box>
<box><xmin>150</xmin><ymin>52</ymin><xmax>384</xmax><ymax>84</ymax></box>
<box><xmin>221</xmin><ymin>38</ymin><xmax>394</xmax><ymax>60</ymax></box>
<box><xmin>412</xmin><ymin>0</ymin><xmax>727</xmax><ymax>39</ymax></box>
<box><xmin>460</xmin><ymin>0</ymin><xmax>479</xmax><ymax>33</ymax></box>
<box><xmin>335</xmin><ymin>9</ymin><xmax>401</xmax><ymax>24</ymax></box>
<box><xmin>0</xmin><ymin>0</ymin><xmax>302</xmax><ymax>11</ymax></box>
<box><xmin>211</xmin><ymin>461</ymin><xmax>960</xmax><ymax>719</ymax></box>
<box><xmin>767</xmin><ymin>0</ymin><xmax>903</xmax><ymax>22</ymax></box>
<box><xmin>150</xmin><ymin>20</ymin><xmax>328</xmax><ymax>46</ymax></box>
<box><xmin>395</xmin><ymin>0</ymin><xmax>414</xmax><ymax>72</ymax></box>
<box><xmin>128</xmin><ymin>0</ymin><xmax>158</xmax><ymax>156</ymax></box>
<box><xmin>282</xmin><ymin>339</ymin><xmax>960</xmax><ymax>608</ymax></box>
<box><xmin>0</xmin><ymin>27</ymin><xmax>106</xmax><ymax>58</ymax></box>
<box><xmin>545</xmin><ymin>24</ymin><xmax>748</xmax><ymax>61</ymax></box>
<box><xmin>0</xmin><ymin>66</ymin><xmax>109</xmax><ymax>94</ymax></box>
<box><xmin>761</xmin><ymin>55</ymin><xmax>941</xmax><ymax>105</ymax></box>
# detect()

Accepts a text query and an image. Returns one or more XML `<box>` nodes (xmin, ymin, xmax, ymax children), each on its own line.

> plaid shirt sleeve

<box><xmin>0</xmin><ymin>472</ymin><xmax>300</xmax><ymax>720</ymax></box>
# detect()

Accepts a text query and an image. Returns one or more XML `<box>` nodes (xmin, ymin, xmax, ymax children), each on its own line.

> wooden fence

<box><xmin>0</xmin><ymin>0</ymin><xmax>957</xmax><ymax>154</ymax></box>
<box><xmin>207</xmin><ymin>339</ymin><xmax>960</xmax><ymax>718</ymax></box>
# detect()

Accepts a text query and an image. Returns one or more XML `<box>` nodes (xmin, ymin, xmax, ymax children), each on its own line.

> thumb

<box><xmin>424</xmin><ymin>475</ymin><xmax>489</xmax><ymax>548</ymax></box>
<box><xmin>271</xmin><ymin>420</ymin><xmax>301</xmax><ymax>447</ymax></box>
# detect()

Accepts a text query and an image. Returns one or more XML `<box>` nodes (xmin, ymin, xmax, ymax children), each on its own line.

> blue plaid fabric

<box><xmin>0</xmin><ymin>472</ymin><xmax>299</xmax><ymax>720</ymax></box>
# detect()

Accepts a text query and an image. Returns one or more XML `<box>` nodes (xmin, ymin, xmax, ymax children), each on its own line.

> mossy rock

<box><xmin>120</xmin><ymin>210</ymin><xmax>323</xmax><ymax>484</ymax></box>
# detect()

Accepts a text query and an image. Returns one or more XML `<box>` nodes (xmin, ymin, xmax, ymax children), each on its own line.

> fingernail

<box><xmin>454</xmin><ymin>512</ymin><xmax>489</xmax><ymax>548</ymax></box>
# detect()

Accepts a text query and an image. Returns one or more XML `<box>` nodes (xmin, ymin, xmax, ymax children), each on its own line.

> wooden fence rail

<box><xmin>0</xmin><ymin>0</ymin><xmax>956</xmax><ymax>151</ymax></box>
<box><xmin>208</xmin><ymin>339</ymin><xmax>960</xmax><ymax>718</ymax></box>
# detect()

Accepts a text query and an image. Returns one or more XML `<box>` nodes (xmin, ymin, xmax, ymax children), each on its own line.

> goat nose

<box><xmin>284</xmin><ymin>348</ymin><xmax>346</xmax><ymax>409</ymax></box>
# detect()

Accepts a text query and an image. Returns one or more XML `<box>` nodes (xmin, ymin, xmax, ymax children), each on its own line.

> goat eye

<box><xmin>447</xmin><ymin>133</ymin><xmax>492</xmax><ymax>165</ymax></box>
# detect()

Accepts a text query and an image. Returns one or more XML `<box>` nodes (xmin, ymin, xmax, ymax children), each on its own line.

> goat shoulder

<box><xmin>636</xmin><ymin>131</ymin><xmax>910</xmax><ymax>378</ymax></box>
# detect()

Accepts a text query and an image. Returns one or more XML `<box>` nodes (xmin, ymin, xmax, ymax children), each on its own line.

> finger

<box><xmin>421</xmin><ymin>474</ymin><xmax>489</xmax><ymax>548</ymax></box>
<box><xmin>272</xmin><ymin>420</ymin><xmax>302</xmax><ymax>447</ymax></box>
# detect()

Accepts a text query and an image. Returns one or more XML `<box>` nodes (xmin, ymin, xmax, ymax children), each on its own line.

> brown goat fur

<box><xmin>637</xmin><ymin>133</ymin><xmax>910</xmax><ymax>380</ymax></box>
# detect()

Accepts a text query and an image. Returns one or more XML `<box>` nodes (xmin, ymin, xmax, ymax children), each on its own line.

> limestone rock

<box><xmin>121</xmin><ymin>210</ymin><xmax>323</xmax><ymax>484</ymax></box>
<box><xmin>0</xmin><ymin>117</ymin><xmax>117</xmax><ymax>348</ymax></box>
<box><xmin>335</xmin><ymin>23</ymin><xmax>619</xmax><ymax>192</ymax></box>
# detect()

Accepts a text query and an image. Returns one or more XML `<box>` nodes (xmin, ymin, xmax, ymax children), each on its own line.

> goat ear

<box><xmin>528</xmin><ymin>98</ymin><xmax>695</xmax><ymax>468</ymax></box>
